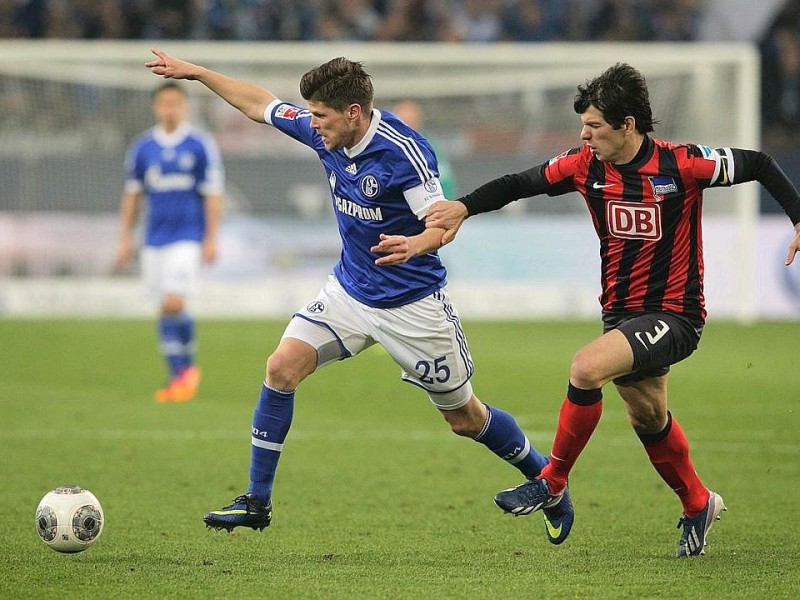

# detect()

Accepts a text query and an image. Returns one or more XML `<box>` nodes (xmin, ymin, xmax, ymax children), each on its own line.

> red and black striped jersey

<box><xmin>542</xmin><ymin>136</ymin><xmax>727</xmax><ymax>321</ymax></box>
<box><xmin>461</xmin><ymin>135</ymin><xmax>800</xmax><ymax>323</ymax></box>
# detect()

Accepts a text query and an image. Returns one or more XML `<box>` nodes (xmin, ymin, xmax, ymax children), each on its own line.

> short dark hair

<box><xmin>153</xmin><ymin>80</ymin><xmax>186</xmax><ymax>98</ymax></box>
<box><xmin>573</xmin><ymin>63</ymin><xmax>657</xmax><ymax>133</ymax></box>
<box><xmin>299</xmin><ymin>57</ymin><xmax>374</xmax><ymax>112</ymax></box>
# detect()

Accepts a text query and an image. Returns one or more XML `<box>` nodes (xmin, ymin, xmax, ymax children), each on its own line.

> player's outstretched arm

<box><xmin>725</xmin><ymin>149</ymin><xmax>800</xmax><ymax>267</ymax></box>
<box><xmin>425</xmin><ymin>165</ymin><xmax>545</xmax><ymax>247</ymax></box>
<box><xmin>146</xmin><ymin>48</ymin><xmax>276</xmax><ymax>123</ymax></box>
<box><xmin>425</xmin><ymin>200</ymin><xmax>468</xmax><ymax>245</ymax></box>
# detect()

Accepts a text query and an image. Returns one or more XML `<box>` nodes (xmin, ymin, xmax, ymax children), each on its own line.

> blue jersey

<box><xmin>124</xmin><ymin>123</ymin><xmax>224</xmax><ymax>247</ymax></box>
<box><xmin>266</xmin><ymin>100</ymin><xmax>447</xmax><ymax>308</ymax></box>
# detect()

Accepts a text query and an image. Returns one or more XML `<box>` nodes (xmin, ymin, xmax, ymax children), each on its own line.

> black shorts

<box><xmin>602</xmin><ymin>311</ymin><xmax>704</xmax><ymax>386</ymax></box>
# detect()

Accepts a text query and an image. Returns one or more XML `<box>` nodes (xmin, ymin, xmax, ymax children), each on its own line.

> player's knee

<box><xmin>265</xmin><ymin>351</ymin><xmax>306</xmax><ymax>390</ymax></box>
<box><xmin>161</xmin><ymin>294</ymin><xmax>185</xmax><ymax>315</ymax></box>
<box><xmin>569</xmin><ymin>348</ymin><xmax>605</xmax><ymax>388</ymax></box>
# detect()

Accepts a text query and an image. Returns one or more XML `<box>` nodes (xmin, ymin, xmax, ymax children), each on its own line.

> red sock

<box><xmin>641</xmin><ymin>414</ymin><xmax>709</xmax><ymax>517</ymax></box>
<box><xmin>540</xmin><ymin>385</ymin><xmax>603</xmax><ymax>494</ymax></box>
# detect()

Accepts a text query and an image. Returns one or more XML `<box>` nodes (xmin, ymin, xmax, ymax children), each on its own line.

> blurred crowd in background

<box><xmin>1</xmin><ymin>0</ymin><xmax>799</xmax><ymax>148</ymax></box>
<box><xmin>1</xmin><ymin>0</ymin><xmax>708</xmax><ymax>43</ymax></box>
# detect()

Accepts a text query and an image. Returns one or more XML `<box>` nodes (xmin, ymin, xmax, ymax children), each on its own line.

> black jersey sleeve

<box><xmin>716</xmin><ymin>148</ymin><xmax>800</xmax><ymax>225</ymax></box>
<box><xmin>460</xmin><ymin>164</ymin><xmax>549</xmax><ymax>216</ymax></box>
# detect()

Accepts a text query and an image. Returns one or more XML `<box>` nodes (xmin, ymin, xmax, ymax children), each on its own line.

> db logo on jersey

<box><xmin>606</xmin><ymin>201</ymin><xmax>662</xmax><ymax>240</ymax></box>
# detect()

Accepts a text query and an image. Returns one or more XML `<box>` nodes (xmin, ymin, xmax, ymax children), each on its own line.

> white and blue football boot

<box><xmin>675</xmin><ymin>490</ymin><xmax>726</xmax><ymax>557</ymax></box>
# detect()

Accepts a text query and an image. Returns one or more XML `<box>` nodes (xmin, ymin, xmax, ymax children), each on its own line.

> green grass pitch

<box><xmin>1</xmin><ymin>319</ymin><xmax>798</xmax><ymax>599</ymax></box>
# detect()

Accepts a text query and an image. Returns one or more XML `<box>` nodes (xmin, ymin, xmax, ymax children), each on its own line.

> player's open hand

<box><xmin>785</xmin><ymin>224</ymin><xmax>800</xmax><ymax>266</ymax></box>
<box><xmin>425</xmin><ymin>200</ymin><xmax>467</xmax><ymax>245</ymax></box>
<box><xmin>146</xmin><ymin>48</ymin><xmax>199</xmax><ymax>80</ymax></box>
<box><xmin>372</xmin><ymin>234</ymin><xmax>413</xmax><ymax>266</ymax></box>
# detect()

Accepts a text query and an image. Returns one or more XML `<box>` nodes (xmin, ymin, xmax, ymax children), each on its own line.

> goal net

<box><xmin>0</xmin><ymin>40</ymin><xmax>760</xmax><ymax>319</ymax></box>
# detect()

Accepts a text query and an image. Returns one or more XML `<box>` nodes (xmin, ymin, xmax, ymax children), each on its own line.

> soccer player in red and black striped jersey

<box><xmin>426</xmin><ymin>63</ymin><xmax>800</xmax><ymax>557</ymax></box>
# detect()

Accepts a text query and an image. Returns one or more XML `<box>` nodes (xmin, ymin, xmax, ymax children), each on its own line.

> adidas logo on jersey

<box><xmin>346</xmin><ymin>163</ymin><xmax>357</xmax><ymax>175</ymax></box>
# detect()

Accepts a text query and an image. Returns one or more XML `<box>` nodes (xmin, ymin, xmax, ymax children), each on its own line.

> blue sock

<box><xmin>158</xmin><ymin>315</ymin><xmax>185</xmax><ymax>378</ymax></box>
<box><xmin>176</xmin><ymin>312</ymin><xmax>196</xmax><ymax>370</ymax></box>
<box><xmin>248</xmin><ymin>383</ymin><xmax>295</xmax><ymax>505</ymax></box>
<box><xmin>474</xmin><ymin>404</ymin><xmax>548</xmax><ymax>479</ymax></box>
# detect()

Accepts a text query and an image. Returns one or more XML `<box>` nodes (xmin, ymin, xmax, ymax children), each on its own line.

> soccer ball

<box><xmin>35</xmin><ymin>486</ymin><xmax>104</xmax><ymax>553</ymax></box>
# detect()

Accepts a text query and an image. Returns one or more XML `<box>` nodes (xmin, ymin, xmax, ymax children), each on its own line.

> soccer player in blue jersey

<box><xmin>115</xmin><ymin>81</ymin><xmax>224</xmax><ymax>403</ymax></box>
<box><xmin>145</xmin><ymin>48</ymin><xmax>573</xmax><ymax>542</ymax></box>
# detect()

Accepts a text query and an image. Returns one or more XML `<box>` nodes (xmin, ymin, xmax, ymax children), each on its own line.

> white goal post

<box><xmin>0</xmin><ymin>40</ymin><xmax>760</xmax><ymax>320</ymax></box>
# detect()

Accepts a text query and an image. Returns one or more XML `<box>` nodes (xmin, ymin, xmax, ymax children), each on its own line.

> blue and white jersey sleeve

<box><xmin>264</xmin><ymin>100</ymin><xmax>448</xmax><ymax>308</ymax></box>
<box><xmin>264</xmin><ymin>99</ymin><xmax>318</xmax><ymax>148</ymax></box>
<box><xmin>123</xmin><ymin>135</ymin><xmax>148</xmax><ymax>195</ymax></box>
<box><xmin>377</xmin><ymin>114</ymin><xmax>447</xmax><ymax>220</ymax></box>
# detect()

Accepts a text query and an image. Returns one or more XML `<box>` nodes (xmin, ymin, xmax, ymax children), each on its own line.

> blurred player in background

<box><xmin>426</xmin><ymin>62</ymin><xmax>800</xmax><ymax>557</ymax></box>
<box><xmin>145</xmin><ymin>48</ymin><xmax>572</xmax><ymax>543</ymax></box>
<box><xmin>115</xmin><ymin>81</ymin><xmax>224</xmax><ymax>403</ymax></box>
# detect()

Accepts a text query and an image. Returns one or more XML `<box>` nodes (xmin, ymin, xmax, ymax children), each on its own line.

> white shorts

<box><xmin>283</xmin><ymin>275</ymin><xmax>474</xmax><ymax>410</ymax></box>
<box><xmin>141</xmin><ymin>241</ymin><xmax>202</xmax><ymax>303</ymax></box>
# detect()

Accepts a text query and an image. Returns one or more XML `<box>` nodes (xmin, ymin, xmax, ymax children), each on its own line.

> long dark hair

<box><xmin>574</xmin><ymin>63</ymin><xmax>657</xmax><ymax>133</ymax></box>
